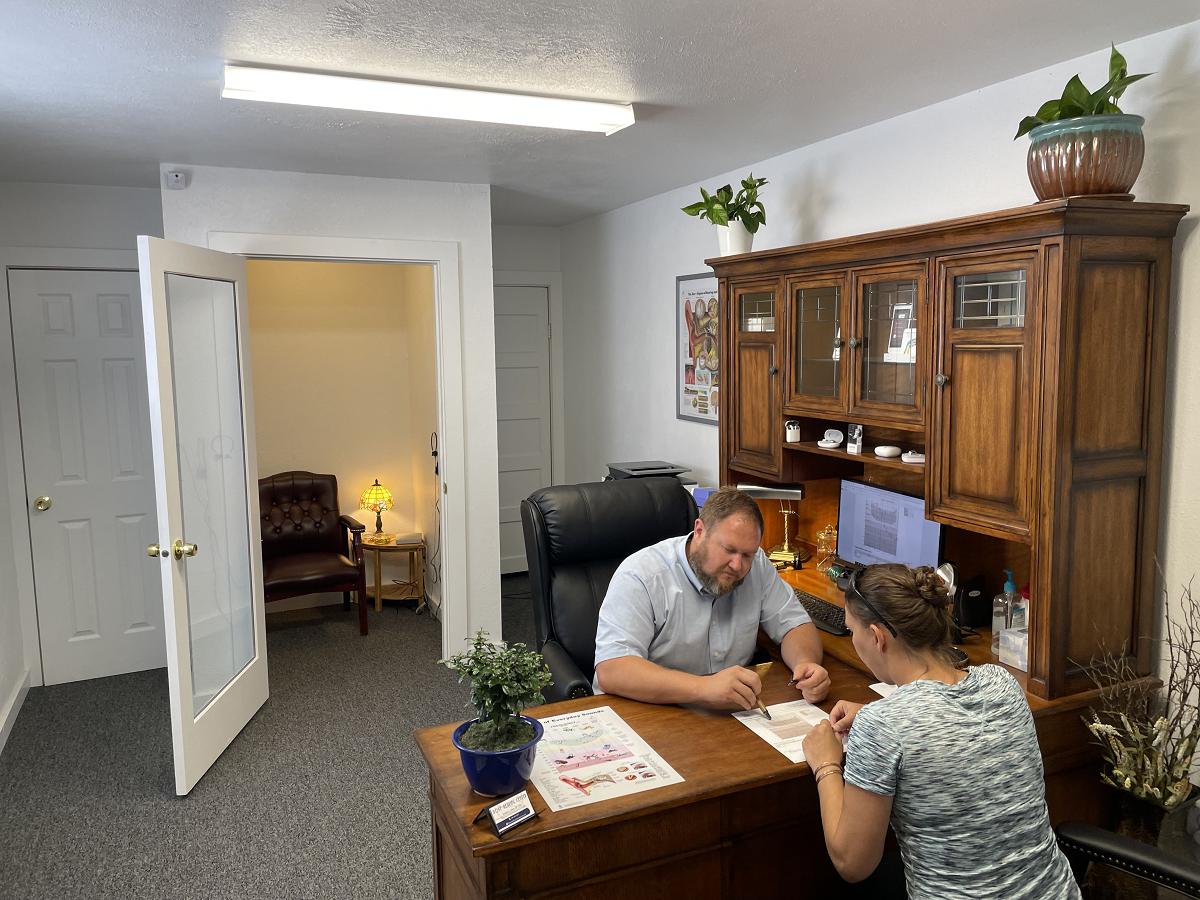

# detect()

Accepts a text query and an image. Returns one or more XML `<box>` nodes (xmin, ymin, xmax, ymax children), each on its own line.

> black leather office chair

<box><xmin>1056</xmin><ymin>821</ymin><xmax>1200</xmax><ymax>897</ymax></box>
<box><xmin>520</xmin><ymin>477</ymin><xmax>698</xmax><ymax>703</ymax></box>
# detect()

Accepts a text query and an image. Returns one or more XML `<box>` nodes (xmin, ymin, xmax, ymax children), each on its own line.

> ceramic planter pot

<box><xmin>1026</xmin><ymin>114</ymin><xmax>1144</xmax><ymax>201</ymax></box>
<box><xmin>716</xmin><ymin>220</ymin><xmax>754</xmax><ymax>256</ymax></box>
<box><xmin>451</xmin><ymin>715</ymin><xmax>543</xmax><ymax>797</ymax></box>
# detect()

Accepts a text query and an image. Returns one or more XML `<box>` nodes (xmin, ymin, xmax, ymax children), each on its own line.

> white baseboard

<box><xmin>0</xmin><ymin>669</ymin><xmax>30</xmax><ymax>756</ymax></box>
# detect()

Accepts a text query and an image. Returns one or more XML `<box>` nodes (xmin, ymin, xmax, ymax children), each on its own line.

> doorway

<box><xmin>494</xmin><ymin>285</ymin><xmax>553</xmax><ymax>574</ymax></box>
<box><xmin>3</xmin><ymin>258</ymin><xmax>441</xmax><ymax>689</ymax></box>
<box><xmin>244</xmin><ymin>258</ymin><xmax>440</xmax><ymax>612</ymax></box>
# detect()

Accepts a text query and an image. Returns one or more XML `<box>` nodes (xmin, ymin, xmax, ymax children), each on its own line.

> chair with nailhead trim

<box><xmin>258</xmin><ymin>470</ymin><xmax>369</xmax><ymax>635</ymax></box>
<box><xmin>1057</xmin><ymin>820</ymin><xmax>1200</xmax><ymax>897</ymax></box>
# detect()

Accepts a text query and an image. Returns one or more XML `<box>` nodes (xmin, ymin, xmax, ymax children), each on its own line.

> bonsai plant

<box><xmin>1014</xmin><ymin>44</ymin><xmax>1152</xmax><ymax>200</ymax></box>
<box><xmin>681</xmin><ymin>173</ymin><xmax>768</xmax><ymax>256</ymax></box>
<box><xmin>440</xmin><ymin>629</ymin><xmax>552</xmax><ymax>796</ymax></box>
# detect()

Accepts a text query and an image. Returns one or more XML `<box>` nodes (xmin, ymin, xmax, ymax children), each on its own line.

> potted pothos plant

<box><xmin>1014</xmin><ymin>44</ymin><xmax>1151</xmax><ymax>201</ymax></box>
<box><xmin>681</xmin><ymin>173</ymin><xmax>768</xmax><ymax>256</ymax></box>
<box><xmin>440</xmin><ymin>630</ymin><xmax>552</xmax><ymax>797</ymax></box>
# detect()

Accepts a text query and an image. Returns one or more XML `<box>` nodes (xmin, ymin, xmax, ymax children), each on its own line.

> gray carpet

<box><xmin>1</xmin><ymin>581</ymin><xmax>537</xmax><ymax>900</ymax></box>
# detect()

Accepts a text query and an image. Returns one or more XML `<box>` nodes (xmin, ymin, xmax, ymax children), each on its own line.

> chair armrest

<box><xmin>339</xmin><ymin>515</ymin><xmax>365</xmax><ymax>564</ymax></box>
<box><xmin>1056</xmin><ymin>821</ymin><xmax>1200</xmax><ymax>897</ymax></box>
<box><xmin>540</xmin><ymin>640</ymin><xmax>594</xmax><ymax>703</ymax></box>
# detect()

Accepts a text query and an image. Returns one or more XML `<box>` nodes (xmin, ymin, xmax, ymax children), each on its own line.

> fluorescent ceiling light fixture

<box><xmin>222</xmin><ymin>65</ymin><xmax>635</xmax><ymax>135</ymax></box>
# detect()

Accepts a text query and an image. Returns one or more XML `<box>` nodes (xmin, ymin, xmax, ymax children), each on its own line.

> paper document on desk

<box><xmin>732</xmin><ymin>700</ymin><xmax>829</xmax><ymax>764</ymax></box>
<box><xmin>529</xmin><ymin>706</ymin><xmax>684</xmax><ymax>812</ymax></box>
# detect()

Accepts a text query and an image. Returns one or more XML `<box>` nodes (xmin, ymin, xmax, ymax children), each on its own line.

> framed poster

<box><xmin>676</xmin><ymin>272</ymin><xmax>719</xmax><ymax>425</ymax></box>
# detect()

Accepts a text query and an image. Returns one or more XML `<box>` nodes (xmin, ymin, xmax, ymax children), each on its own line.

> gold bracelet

<box><xmin>811</xmin><ymin>762</ymin><xmax>841</xmax><ymax>777</ymax></box>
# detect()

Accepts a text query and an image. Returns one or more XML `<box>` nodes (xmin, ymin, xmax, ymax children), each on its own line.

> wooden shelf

<box><xmin>783</xmin><ymin>440</ymin><xmax>925</xmax><ymax>473</ymax></box>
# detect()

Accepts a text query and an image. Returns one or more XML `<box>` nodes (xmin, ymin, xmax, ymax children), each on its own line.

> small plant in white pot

<box><xmin>681</xmin><ymin>174</ymin><xmax>768</xmax><ymax>256</ymax></box>
<box><xmin>440</xmin><ymin>629</ymin><xmax>552</xmax><ymax>796</ymax></box>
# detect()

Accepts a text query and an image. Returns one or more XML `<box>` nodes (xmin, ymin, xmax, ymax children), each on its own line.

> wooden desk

<box><xmin>415</xmin><ymin>654</ymin><xmax>1105</xmax><ymax>900</ymax></box>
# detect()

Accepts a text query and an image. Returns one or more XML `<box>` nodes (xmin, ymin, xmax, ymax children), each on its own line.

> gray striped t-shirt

<box><xmin>843</xmin><ymin>664</ymin><xmax>1081</xmax><ymax>900</ymax></box>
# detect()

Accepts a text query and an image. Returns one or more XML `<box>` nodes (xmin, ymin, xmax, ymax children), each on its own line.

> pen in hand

<box><xmin>756</xmin><ymin>699</ymin><xmax>772</xmax><ymax>720</ymax></box>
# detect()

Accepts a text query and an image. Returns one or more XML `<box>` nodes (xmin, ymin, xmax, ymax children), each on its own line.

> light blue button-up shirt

<box><xmin>592</xmin><ymin>534</ymin><xmax>811</xmax><ymax>692</ymax></box>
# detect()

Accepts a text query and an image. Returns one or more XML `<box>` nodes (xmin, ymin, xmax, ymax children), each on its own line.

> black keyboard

<box><xmin>794</xmin><ymin>589</ymin><xmax>851</xmax><ymax>636</ymax></box>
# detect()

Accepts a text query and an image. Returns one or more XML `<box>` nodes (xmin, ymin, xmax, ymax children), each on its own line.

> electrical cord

<box><xmin>426</xmin><ymin>432</ymin><xmax>442</xmax><ymax>612</ymax></box>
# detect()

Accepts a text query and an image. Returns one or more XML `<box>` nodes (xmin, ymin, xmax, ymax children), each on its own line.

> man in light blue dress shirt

<box><xmin>593</xmin><ymin>488</ymin><xmax>830</xmax><ymax>710</ymax></box>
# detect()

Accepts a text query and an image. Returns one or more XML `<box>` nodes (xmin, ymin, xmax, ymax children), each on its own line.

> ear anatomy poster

<box><xmin>528</xmin><ymin>706</ymin><xmax>684</xmax><ymax>811</ymax></box>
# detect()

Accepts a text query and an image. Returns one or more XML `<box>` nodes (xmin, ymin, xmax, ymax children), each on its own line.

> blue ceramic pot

<box><xmin>451</xmin><ymin>715</ymin><xmax>544</xmax><ymax>797</ymax></box>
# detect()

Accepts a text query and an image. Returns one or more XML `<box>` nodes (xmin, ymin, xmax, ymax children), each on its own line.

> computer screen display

<box><xmin>836</xmin><ymin>480</ymin><xmax>941</xmax><ymax>569</ymax></box>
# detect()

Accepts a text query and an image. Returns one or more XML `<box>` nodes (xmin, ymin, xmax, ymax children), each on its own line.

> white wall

<box><xmin>561</xmin><ymin>23</ymin><xmax>1200</xmax><ymax>621</ymax></box>
<box><xmin>0</xmin><ymin>183</ymin><xmax>162</xmax><ymax>249</ymax></box>
<box><xmin>159</xmin><ymin>164</ymin><xmax>500</xmax><ymax>644</ymax></box>
<box><xmin>0</xmin><ymin>183</ymin><xmax>163</xmax><ymax>741</ymax></box>
<box><xmin>492</xmin><ymin>225</ymin><xmax>562</xmax><ymax>272</ymax></box>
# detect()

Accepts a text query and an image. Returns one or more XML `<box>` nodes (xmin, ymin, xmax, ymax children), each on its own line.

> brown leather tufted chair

<box><xmin>258</xmin><ymin>470</ymin><xmax>369</xmax><ymax>635</ymax></box>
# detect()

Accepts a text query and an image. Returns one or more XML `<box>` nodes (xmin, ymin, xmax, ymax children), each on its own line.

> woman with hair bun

<box><xmin>800</xmin><ymin>563</ymin><xmax>1080</xmax><ymax>899</ymax></box>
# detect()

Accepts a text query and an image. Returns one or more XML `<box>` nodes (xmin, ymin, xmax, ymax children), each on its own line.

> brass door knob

<box><xmin>33</xmin><ymin>495</ymin><xmax>52</xmax><ymax>511</ymax></box>
<box><xmin>173</xmin><ymin>539</ymin><xmax>199</xmax><ymax>560</ymax></box>
<box><xmin>146</xmin><ymin>543</ymin><xmax>166</xmax><ymax>558</ymax></box>
<box><xmin>935</xmin><ymin>373</ymin><xmax>950</xmax><ymax>387</ymax></box>
<box><xmin>847</xmin><ymin>337</ymin><xmax>861</xmax><ymax>349</ymax></box>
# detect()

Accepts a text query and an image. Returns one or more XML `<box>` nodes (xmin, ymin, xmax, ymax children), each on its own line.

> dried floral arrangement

<box><xmin>1084</xmin><ymin>578</ymin><xmax>1200</xmax><ymax>810</ymax></box>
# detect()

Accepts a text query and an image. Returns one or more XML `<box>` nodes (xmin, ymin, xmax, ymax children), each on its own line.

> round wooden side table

<box><xmin>361</xmin><ymin>535</ymin><xmax>426</xmax><ymax>613</ymax></box>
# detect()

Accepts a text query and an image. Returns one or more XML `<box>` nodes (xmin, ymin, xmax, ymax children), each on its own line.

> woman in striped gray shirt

<box><xmin>800</xmin><ymin>564</ymin><xmax>1081</xmax><ymax>899</ymax></box>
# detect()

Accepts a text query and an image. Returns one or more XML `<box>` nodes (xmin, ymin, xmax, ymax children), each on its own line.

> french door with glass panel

<box><xmin>137</xmin><ymin>236</ymin><xmax>267</xmax><ymax>796</ymax></box>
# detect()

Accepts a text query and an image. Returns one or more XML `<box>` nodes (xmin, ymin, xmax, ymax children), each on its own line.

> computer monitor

<box><xmin>836</xmin><ymin>480</ymin><xmax>941</xmax><ymax>569</ymax></box>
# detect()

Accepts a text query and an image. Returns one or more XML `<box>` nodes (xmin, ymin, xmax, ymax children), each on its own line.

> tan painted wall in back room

<box><xmin>246</xmin><ymin>258</ymin><xmax>437</xmax><ymax>610</ymax></box>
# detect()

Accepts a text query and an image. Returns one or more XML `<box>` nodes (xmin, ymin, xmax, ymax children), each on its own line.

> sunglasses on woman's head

<box><xmin>846</xmin><ymin>567</ymin><xmax>899</xmax><ymax>638</ymax></box>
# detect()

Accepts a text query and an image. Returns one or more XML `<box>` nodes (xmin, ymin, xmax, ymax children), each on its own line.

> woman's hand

<box><xmin>828</xmin><ymin>701</ymin><xmax>863</xmax><ymax>735</ymax></box>
<box><xmin>802</xmin><ymin>719</ymin><xmax>844</xmax><ymax>770</ymax></box>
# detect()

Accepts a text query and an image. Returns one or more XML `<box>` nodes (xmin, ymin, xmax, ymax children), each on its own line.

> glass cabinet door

<box><xmin>849</xmin><ymin>264</ymin><xmax>927</xmax><ymax>426</ymax></box>
<box><xmin>786</xmin><ymin>275</ymin><xmax>847</xmax><ymax>413</ymax></box>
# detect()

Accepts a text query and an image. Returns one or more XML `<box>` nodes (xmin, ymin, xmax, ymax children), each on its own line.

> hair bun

<box><xmin>914</xmin><ymin>567</ymin><xmax>951</xmax><ymax>609</ymax></box>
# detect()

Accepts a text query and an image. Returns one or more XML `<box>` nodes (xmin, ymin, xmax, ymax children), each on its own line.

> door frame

<box><xmin>492</xmin><ymin>271</ymin><xmax>565</xmax><ymax>488</ymax></box>
<box><xmin>208</xmin><ymin>232</ymin><xmax>469</xmax><ymax>656</ymax></box>
<box><xmin>0</xmin><ymin>247</ymin><xmax>138</xmax><ymax>688</ymax></box>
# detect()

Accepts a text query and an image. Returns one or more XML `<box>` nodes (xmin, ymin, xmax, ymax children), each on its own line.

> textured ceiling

<box><xmin>1</xmin><ymin>0</ymin><xmax>1196</xmax><ymax>224</ymax></box>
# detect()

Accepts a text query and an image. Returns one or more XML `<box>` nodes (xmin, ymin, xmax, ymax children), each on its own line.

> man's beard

<box><xmin>687</xmin><ymin>541</ymin><xmax>746</xmax><ymax>597</ymax></box>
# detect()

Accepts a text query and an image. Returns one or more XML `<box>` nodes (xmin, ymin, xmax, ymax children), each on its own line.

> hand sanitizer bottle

<box><xmin>991</xmin><ymin>569</ymin><xmax>1018</xmax><ymax>654</ymax></box>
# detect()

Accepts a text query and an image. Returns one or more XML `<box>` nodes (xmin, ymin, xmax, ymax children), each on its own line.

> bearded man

<box><xmin>592</xmin><ymin>487</ymin><xmax>830</xmax><ymax>709</ymax></box>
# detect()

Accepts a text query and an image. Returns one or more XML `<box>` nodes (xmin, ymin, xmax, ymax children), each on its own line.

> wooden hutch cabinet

<box><xmin>711</xmin><ymin>199</ymin><xmax>1187</xmax><ymax>699</ymax></box>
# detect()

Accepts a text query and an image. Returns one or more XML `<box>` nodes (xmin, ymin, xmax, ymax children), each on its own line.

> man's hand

<box><xmin>697</xmin><ymin>665</ymin><xmax>762</xmax><ymax>710</ymax></box>
<box><xmin>791</xmin><ymin>662</ymin><xmax>831</xmax><ymax>703</ymax></box>
<box><xmin>829</xmin><ymin>700</ymin><xmax>863</xmax><ymax>734</ymax></box>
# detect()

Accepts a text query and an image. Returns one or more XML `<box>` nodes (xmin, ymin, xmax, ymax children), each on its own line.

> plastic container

<box><xmin>991</xmin><ymin>569</ymin><xmax>1019</xmax><ymax>654</ymax></box>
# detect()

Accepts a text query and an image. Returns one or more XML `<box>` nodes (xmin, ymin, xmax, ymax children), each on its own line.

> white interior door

<box><xmin>137</xmin><ymin>236</ymin><xmax>267</xmax><ymax>796</ymax></box>
<box><xmin>8</xmin><ymin>269</ymin><xmax>165</xmax><ymax>685</ymax></box>
<box><xmin>494</xmin><ymin>285</ymin><xmax>553</xmax><ymax>574</ymax></box>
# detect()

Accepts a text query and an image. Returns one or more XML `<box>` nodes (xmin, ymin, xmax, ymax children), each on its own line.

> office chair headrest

<box><xmin>525</xmin><ymin>477</ymin><xmax>698</xmax><ymax>565</ymax></box>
